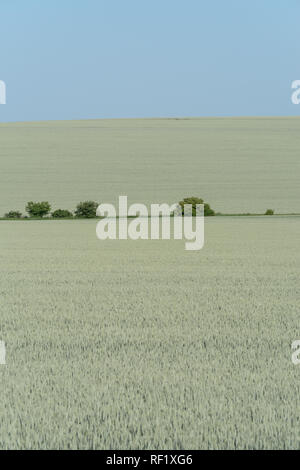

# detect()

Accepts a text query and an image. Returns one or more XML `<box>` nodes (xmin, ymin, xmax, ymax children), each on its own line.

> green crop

<box><xmin>0</xmin><ymin>217</ymin><xmax>299</xmax><ymax>449</ymax></box>
<box><xmin>0</xmin><ymin>117</ymin><xmax>300</xmax><ymax>216</ymax></box>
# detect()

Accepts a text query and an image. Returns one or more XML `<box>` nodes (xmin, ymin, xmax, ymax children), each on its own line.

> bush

<box><xmin>26</xmin><ymin>201</ymin><xmax>51</xmax><ymax>218</ymax></box>
<box><xmin>75</xmin><ymin>201</ymin><xmax>98</xmax><ymax>218</ymax></box>
<box><xmin>179</xmin><ymin>197</ymin><xmax>215</xmax><ymax>216</ymax></box>
<box><xmin>4</xmin><ymin>210</ymin><xmax>22</xmax><ymax>219</ymax></box>
<box><xmin>51</xmin><ymin>209</ymin><xmax>73</xmax><ymax>218</ymax></box>
<box><xmin>265</xmin><ymin>209</ymin><xmax>274</xmax><ymax>215</ymax></box>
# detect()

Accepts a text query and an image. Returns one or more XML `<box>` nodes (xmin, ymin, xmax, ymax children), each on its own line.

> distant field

<box><xmin>0</xmin><ymin>117</ymin><xmax>300</xmax><ymax>215</ymax></box>
<box><xmin>1</xmin><ymin>217</ymin><xmax>299</xmax><ymax>449</ymax></box>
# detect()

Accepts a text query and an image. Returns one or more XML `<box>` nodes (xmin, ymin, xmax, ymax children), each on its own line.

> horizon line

<box><xmin>0</xmin><ymin>115</ymin><xmax>300</xmax><ymax>125</ymax></box>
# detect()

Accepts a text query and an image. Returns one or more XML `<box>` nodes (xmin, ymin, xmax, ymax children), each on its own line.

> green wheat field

<box><xmin>0</xmin><ymin>117</ymin><xmax>300</xmax><ymax>215</ymax></box>
<box><xmin>0</xmin><ymin>118</ymin><xmax>300</xmax><ymax>449</ymax></box>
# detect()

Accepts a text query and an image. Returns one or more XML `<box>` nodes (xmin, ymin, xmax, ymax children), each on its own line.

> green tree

<box><xmin>75</xmin><ymin>201</ymin><xmax>98</xmax><ymax>218</ymax></box>
<box><xmin>51</xmin><ymin>209</ymin><xmax>73</xmax><ymax>218</ymax></box>
<box><xmin>26</xmin><ymin>201</ymin><xmax>51</xmax><ymax>218</ymax></box>
<box><xmin>265</xmin><ymin>209</ymin><xmax>274</xmax><ymax>215</ymax></box>
<box><xmin>4</xmin><ymin>210</ymin><xmax>22</xmax><ymax>219</ymax></box>
<box><xmin>179</xmin><ymin>197</ymin><xmax>215</xmax><ymax>216</ymax></box>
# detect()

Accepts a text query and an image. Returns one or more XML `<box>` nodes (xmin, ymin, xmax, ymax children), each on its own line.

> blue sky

<box><xmin>0</xmin><ymin>0</ymin><xmax>299</xmax><ymax>121</ymax></box>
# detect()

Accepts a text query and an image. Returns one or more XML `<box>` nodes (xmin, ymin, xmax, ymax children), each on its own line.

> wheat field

<box><xmin>0</xmin><ymin>217</ymin><xmax>299</xmax><ymax>449</ymax></box>
<box><xmin>0</xmin><ymin>117</ymin><xmax>300</xmax><ymax>216</ymax></box>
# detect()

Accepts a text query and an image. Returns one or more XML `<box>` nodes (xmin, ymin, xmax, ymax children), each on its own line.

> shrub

<box><xmin>75</xmin><ymin>201</ymin><xmax>98</xmax><ymax>218</ymax></box>
<box><xmin>26</xmin><ymin>201</ymin><xmax>51</xmax><ymax>218</ymax></box>
<box><xmin>4</xmin><ymin>210</ymin><xmax>22</xmax><ymax>219</ymax></box>
<box><xmin>265</xmin><ymin>209</ymin><xmax>274</xmax><ymax>215</ymax></box>
<box><xmin>179</xmin><ymin>197</ymin><xmax>215</xmax><ymax>216</ymax></box>
<box><xmin>51</xmin><ymin>209</ymin><xmax>73</xmax><ymax>218</ymax></box>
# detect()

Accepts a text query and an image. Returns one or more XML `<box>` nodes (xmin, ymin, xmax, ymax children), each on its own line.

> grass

<box><xmin>1</xmin><ymin>217</ymin><xmax>299</xmax><ymax>449</ymax></box>
<box><xmin>0</xmin><ymin>117</ymin><xmax>300</xmax><ymax>216</ymax></box>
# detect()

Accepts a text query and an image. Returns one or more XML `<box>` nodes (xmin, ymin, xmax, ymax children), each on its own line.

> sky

<box><xmin>0</xmin><ymin>0</ymin><xmax>299</xmax><ymax>122</ymax></box>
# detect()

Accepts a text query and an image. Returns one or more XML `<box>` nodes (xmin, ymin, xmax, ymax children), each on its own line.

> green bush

<box><xmin>75</xmin><ymin>201</ymin><xmax>98</xmax><ymax>218</ymax></box>
<box><xmin>179</xmin><ymin>197</ymin><xmax>215</xmax><ymax>216</ymax></box>
<box><xmin>265</xmin><ymin>209</ymin><xmax>274</xmax><ymax>215</ymax></box>
<box><xmin>26</xmin><ymin>201</ymin><xmax>51</xmax><ymax>218</ymax></box>
<box><xmin>4</xmin><ymin>210</ymin><xmax>22</xmax><ymax>219</ymax></box>
<box><xmin>51</xmin><ymin>209</ymin><xmax>73</xmax><ymax>218</ymax></box>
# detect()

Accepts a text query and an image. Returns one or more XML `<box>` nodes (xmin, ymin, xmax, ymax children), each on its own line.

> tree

<box><xmin>26</xmin><ymin>201</ymin><xmax>51</xmax><ymax>218</ymax></box>
<box><xmin>4</xmin><ymin>210</ymin><xmax>22</xmax><ymax>219</ymax></box>
<box><xmin>51</xmin><ymin>209</ymin><xmax>73</xmax><ymax>218</ymax></box>
<box><xmin>179</xmin><ymin>197</ymin><xmax>215</xmax><ymax>216</ymax></box>
<box><xmin>75</xmin><ymin>201</ymin><xmax>98</xmax><ymax>218</ymax></box>
<box><xmin>265</xmin><ymin>209</ymin><xmax>274</xmax><ymax>215</ymax></box>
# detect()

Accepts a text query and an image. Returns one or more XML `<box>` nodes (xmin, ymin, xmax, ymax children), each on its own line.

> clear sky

<box><xmin>0</xmin><ymin>0</ymin><xmax>299</xmax><ymax>122</ymax></box>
